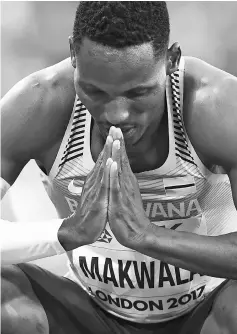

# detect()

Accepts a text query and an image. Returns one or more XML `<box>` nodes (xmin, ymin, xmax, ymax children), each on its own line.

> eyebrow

<box><xmin>80</xmin><ymin>81</ymin><xmax>158</xmax><ymax>93</ymax></box>
<box><xmin>126</xmin><ymin>84</ymin><xmax>158</xmax><ymax>93</ymax></box>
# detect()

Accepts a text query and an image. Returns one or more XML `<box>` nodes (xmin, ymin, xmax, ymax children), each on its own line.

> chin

<box><xmin>124</xmin><ymin>130</ymin><xmax>144</xmax><ymax>148</ymax></box>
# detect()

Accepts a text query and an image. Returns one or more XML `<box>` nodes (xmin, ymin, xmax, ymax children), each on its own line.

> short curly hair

<box><xmin>73</xmin><ymin>1</ymin><xmax>170</xmax><ymax>57</ymax></box>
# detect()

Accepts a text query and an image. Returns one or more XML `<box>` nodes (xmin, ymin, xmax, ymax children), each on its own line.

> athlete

<box><xmin>1</xmin><ymin>2</ymin><xmax>237</xmax><ymax>334</ymax></box>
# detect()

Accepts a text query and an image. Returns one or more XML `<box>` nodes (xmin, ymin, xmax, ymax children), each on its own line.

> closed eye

<box><xmin>78</xmin><ymin>82</ymin><xmax>106</xmax><ymax>96</ymax></box>
<box><xmin>125</xmin><ymin>87</ymin><xmax>153</xmax><ymax>99</ymax></box>
<box><xmin>82</xmin><ymin>87</ymin><xmax>108</xmax><ymax>99</ymax></box>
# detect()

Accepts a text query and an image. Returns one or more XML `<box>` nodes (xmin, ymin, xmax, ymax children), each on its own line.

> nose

<box><xmin>104</xmin><ymin>97</ymin><xmax>130</xmax><ymax>125</ymax></box>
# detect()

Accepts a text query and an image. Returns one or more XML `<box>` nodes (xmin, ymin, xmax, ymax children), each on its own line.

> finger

<box><xmin>99</xmin><ymin>157</ymin><xmax>113</xmax><ymax>198</ymax></box>
<box><xmin>118</xmin><ymin>163</ymin><xmax>127</xmax><ymax>194</ymax></box>
<box><xmin>92</xmin><ymin>134</ymin><xmax>113</xmax><ymax>182</ymax></box>
<box><xmin>109</xmin><ymin>126</ymin><xmax>124</xmax><ymax>141</ymax></box>
<box><xmin>112</xmin><ymin>140</ymin><xmax>127</xmax><ymax>191</ymax></box>
<box><xmin>120</xmin><ymin>136</ymin><xmax>128</xmax><ymax>162</ymax></box>
<box><xmin>112</xmin><ymin>139</ymin><xmax>121</xmax><ymax>163</ymax></box>
<box><xmin>121</xmin><ymin>137</ymin><xmax>133</xmax><ymax>174</ymax></box>
<box><xmin>83</xmin><ymin>135</ymin><xmax>113</xmax><ymax>196</ymax></box>
<box><xmin>109</xmin><ymin>126</ymin><xmax>117</xmax><ymax>141</ymax></box>
<box><xmin>114</xmin><ymin>127</ymin><xmax>123</xmax><ymax>140</ymax></box>
<box><xmin>94</xmin><ymin>134</ymin><xmax>113</xmax><ymax>167</ymax></box>
<box><xmin>118</xmin><ymin>136</ymin><xmax>135</xmax><ymax>192</ymax></box>
<box><xmin>97</xmin><ymin>135</ymin><xmax>113</xmax><ymax>183</ymax></box>
<box><xmin>109</xmin><ymin>161</ymin><xmax>120</xmax><ymax>202</ymax></box>
<box><xmin>119</xmin><ymin>136</ymin><xmax>129</xmax><ymax>169</ymax></box>
<box><xmin>110</xmin><ymin>127</ymin><xmax>123</xmax><ymax>168</ymax></box>
<box><xmin>102</xmin><ymin>135</ymin><xmax>113</xmax><ymax>167</ymax></box>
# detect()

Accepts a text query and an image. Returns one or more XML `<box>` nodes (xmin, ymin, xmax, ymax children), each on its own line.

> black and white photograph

<box><xmin>1</xmin><ymin>2</ymin><xmax>237</xmax><ymax>333</ymax></box>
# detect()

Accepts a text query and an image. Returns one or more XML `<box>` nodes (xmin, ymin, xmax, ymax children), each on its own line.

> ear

<box><xmin>69</xmin><ymin>36</ymin><xmax>76</xmax><ymax>69</ymax></box>
<box><xmin>166</xmin><ymin>42</ymin><xmax>181</xmax><ymax>75</ymax></box>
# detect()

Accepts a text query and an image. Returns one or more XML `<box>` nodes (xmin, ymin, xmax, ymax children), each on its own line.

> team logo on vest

<box><xmin>97</xmin><ymin>229</ymin><xmax>113</xmax><ymax>243</ymax></box>
<box><xmin>68</xmin><ymin>179</ymin><xmax>83</xmax><ymax>195</ymax></box>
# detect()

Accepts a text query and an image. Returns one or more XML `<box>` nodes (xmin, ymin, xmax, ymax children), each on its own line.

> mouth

<box><xmin>119</xmin><ymin>127</ymin><xmax>136</xmax><ymax>138</ymax></box>
<box><xmin>102</xmin><ymin>126</ymin><xmax>136</xmax><ymax>138</ymax></box>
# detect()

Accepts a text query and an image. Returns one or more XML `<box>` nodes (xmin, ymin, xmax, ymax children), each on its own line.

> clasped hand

<box><xmin>105</xmin><ymin>126</ymin><xmax>151</xmax><ymax>248</ymax></box>
<box><xmin>59</xmin><ymin>126</ymin><xmax>151</xmax><ymax>251</ymax></box>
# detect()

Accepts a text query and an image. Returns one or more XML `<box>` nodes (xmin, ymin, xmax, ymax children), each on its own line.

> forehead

<box><xmin>76</xmin><ymin>38</ymin><xmax>164</xmax><ymax>89</ymax></box>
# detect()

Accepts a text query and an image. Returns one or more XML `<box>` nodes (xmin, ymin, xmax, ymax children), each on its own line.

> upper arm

<box><xmin>1</xmin><ymin>74</ymin><xmax>47</xmax><ymax>187</ymax></box>
<box><xmin>184</xmin><ymin>58</ymin><xmax>237</xmax><ymax>171</ymax></box>
<box><xmin>184</xmin><ymin>58</ymin><xmax>237</xmax><ymax>208</ymax></box>
<box><xmin>1</xmin><ymin>59</ymin><xmax>75</xmax><ymax>192</ymax></box>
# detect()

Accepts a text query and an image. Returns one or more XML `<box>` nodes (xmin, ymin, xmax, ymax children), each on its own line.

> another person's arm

<box><xmin>1</xmin><ymin>70</ymin><xmax>112</xmax><ymax>265</ymax></box>
<box><xmin>1</xmin><ymin>75</ymin><xmax>66</xmax><ymax>265</ymax></box>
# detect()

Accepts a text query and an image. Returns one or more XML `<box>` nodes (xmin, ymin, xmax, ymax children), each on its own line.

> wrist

<box><xmin>132</xmin><ymin>223</ymin><xmax>169</xmax><ymax>254</ymax></box>
<box><xmin>134</xmin><ymin>223</ymin><xmax>187</xmax><ymax>262</ymax></box>
<box><xmin>57</xmin><ymin>214</ymin><xmax>83</xmax><ymax>251</ymax></box>
<box><xmin>130</xmin><ymin>221</ymin><xmax>155</xmax><ymax>252</ymax></box>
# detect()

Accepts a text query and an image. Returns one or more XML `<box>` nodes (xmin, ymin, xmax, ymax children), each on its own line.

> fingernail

<box><xmin>109</xmin><ymin>126</ymin><xmax>115</xmax><ymax>132</ymax></box>
<box><xmin>106</xmin><ymin>135</ymin><xmax>112</xmax><ymax>144</ymax></box>
<box><xmin>112</xmin><ymin>161</ymin><xmax>118</xmax><ymax>171</ymax></box>
<box><xmin>117</xmin><ymin>128</ymin><xmax>122</xmax><ymax>138</ymax></box>
<box><xmin>114</xmin><ymin>140</ymin><xmax>120</xmax><ymax>149</ymax></box>
<box><xmin>106</xmin><ymin>158</ymin><xmax>112</xmax><ymax>166</ymax></box>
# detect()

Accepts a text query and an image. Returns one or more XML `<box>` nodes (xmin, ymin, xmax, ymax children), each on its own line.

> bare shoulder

<box><xmin>1</xmin><ymin>58</ymin><xmax>75</xmax><ymax>184</ymax></box>
<box><xmin>183</xmin><ymin>56</ymin><xmax>237</xmax><ymax>171</ymax></box>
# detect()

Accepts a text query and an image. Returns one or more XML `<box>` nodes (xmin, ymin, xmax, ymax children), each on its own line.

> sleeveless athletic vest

<box><xmin>43</xmin><ymin>58</ymin><xmax>237</xmax><ymax>323</ymax></box>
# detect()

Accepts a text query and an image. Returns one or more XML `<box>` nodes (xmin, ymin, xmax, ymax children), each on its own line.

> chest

<box><xmin>36</xmin><ymin>143</ymin><xmax>62</xmax><ymax>175</ymax></box>
<box><xmin>35</xmin><ymin>111</ymin><xmax>73</xmax><ymax>175</ymax></box>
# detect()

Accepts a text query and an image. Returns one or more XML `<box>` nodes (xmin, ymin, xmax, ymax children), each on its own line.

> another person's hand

<box><xmin>58</xmin><ymin>134</ymin><xmax>113</xmax><ymax>251</ymax></box>
<box><xmin>108</xmin><ymin>128</ymin><xmax>151</xmax><ymax>249</ymax></box>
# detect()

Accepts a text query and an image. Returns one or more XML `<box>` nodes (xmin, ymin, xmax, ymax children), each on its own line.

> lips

<box><xmin>104</xmin><ymin>126</ymin><xmax>133</xmax><ymax>130</ymax></box>
<box><xmin>120</xmin><ymin>126</ymin><xmax>134</xmax><ymax>133</ymax></box>
<box><xmin>101</xmin><ymin>125</ymin><xmax>136</xmax><ymax>138</ymax></box>
<box><xmin>120</xmin><ymin>127</ymin><xmax>136</xmax><ymax>139</ymax></box>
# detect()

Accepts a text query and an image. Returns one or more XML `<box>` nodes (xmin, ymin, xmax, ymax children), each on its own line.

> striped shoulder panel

<box><xmin>59</xmin><ymin>99</ymin><xmax>87</xmax><ymax>168</ymax></box>
<box><xmin>170</xmin><ymin>70</ymin><xmax>197</xmax><ymax>167</ymax></box>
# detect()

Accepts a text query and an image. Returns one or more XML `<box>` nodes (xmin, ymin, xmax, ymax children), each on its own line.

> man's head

<box><xmin>70</xmin><ymin>1</ymin><xmax>181</xmax><ymax>148</ymax></box>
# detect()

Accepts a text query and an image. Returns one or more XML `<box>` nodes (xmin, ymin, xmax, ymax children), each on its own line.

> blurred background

<box><xmin>1</xmin><ymin>1</ymin><xmax>237</xmax><ymax>273</ymax></box>
<box><xmin>2</xmin><ymin>1</ymin><xmax>237</xmax><ymax>97</ymax></box>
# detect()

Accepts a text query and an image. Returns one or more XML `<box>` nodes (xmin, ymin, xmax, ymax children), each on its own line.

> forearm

<box><xmin>1</xmin><ymin>218</ymin><xmax>65</xmax><ymax>265</ymax></box>
<box><xmin>137</xmin><ymin>225</ymin><xmax>237</xmax><ymax>279</ymax></box>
